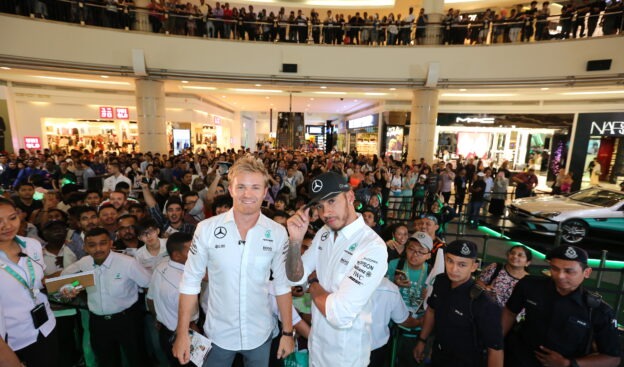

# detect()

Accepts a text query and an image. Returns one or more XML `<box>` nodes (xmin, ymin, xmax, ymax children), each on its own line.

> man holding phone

<box><xmin>285</xmin><ymin>171</ymin><xmax>387</xmax><ymax>366</ymax></box>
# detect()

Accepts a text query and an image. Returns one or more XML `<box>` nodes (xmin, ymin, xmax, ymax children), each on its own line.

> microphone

<box><xmin>238</xmin><ymin>240</ymin><xmax>246</xmax><ymax>246</ymax></box>
<box><xmin>17</xmin><ymin>252</ymin><xmax>27</xmax><ymax>257</ymax></box>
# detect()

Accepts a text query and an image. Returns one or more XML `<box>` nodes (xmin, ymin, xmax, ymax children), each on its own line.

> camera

<box><xmin>141</xmin><ymin>177</ymin><xmax>149</xmax><ymax>184</ymax></box>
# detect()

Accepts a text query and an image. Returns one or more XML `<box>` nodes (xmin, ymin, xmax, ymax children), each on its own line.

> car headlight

<box><xmin>540</xmin><ymin>212</ymin><xmax>561</xmax><ymax>218</ymax></box>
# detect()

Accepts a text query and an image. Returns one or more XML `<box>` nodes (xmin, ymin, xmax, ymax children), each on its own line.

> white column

<box><xmin>133</xmin><ymin>0</ymin><xmax>151</xmax><ymax>32</ymax></box>
<box><xmin>422</xmin><ymin>0</ymin><xmax>444</xmax><ymax>44</ymax></box>
<box><xmin>135</xmin><ymin>79</ymin><xmax>168</xmax><ymax>154</ymax></box>
<box><xmin>0</xmin><ymin>85</ymin><xmax>18</xmax><ymax>153</ymax></box>
<box><xmin>407</xmin><ymin>89</ymin><xmax>439</xmax><ymax>163</ymax></box>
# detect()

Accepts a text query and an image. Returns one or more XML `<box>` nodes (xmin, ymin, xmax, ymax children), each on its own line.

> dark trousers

<box><xmin>89</xmin><ymin>303</ymin><xmax>146</xmax><ymax>367</ymax></box>
<box><xmin>368</xmin><ymin>342</ymin><xmax>390</xmax><ymax>367</ymax></box>
<box><xmin>159</xmin><ymin>325</ymin><xmax>188</xmax><ymax>367</ymax></box>
<box><xmin>15</xmin><ymin>328</ymin><xmax>59</xmax><ymax>367</ymax></box>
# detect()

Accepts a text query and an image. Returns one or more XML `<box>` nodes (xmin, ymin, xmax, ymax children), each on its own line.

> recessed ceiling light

<box><xmin>561</xmin><ymin>90</ymin><xmax>624</xmax><ymax>96</ymax></box>
<box><xmin>389</xmin><ymin>88</ymin><xmax>396</xmax><ymax>91</ymax></box>
<box><xmin>265</xmin><ymin>96</ymin><xmax>270</xmax><ymax>99</ymax></box>
<box><xmin>314</xmin><ymin>91</ymin><xmax>346</xmax><ymax>95</ymax></box>
<box><xmin>320</xmin><ymin>86</ymin><xmax>327</xmax><ymax>89</ymax></box>
<box><xmin>100</xmin><ymin>75</ymin><xmax>109</xmax><ymax>78</ymax></box>
<box><xmin>310</xmin><ymin>98</ymin><xmax>314</xmax><ymax>101</ymax></box>
<box><xmin>35</xmin><ymin>76</ymin><xmax>130</xmax><ymax>85</ymax></box>
<box><xmin>181</xmin><ymin>80</ymin><xmax>189</xmax><ymax>84</ymax></box>
<box><xmin>1</xmin><ymin>67</ymin><xmax>11</xmax><ymax>70</ymax></box>
<box><xmin>459</xmin><ymin>89</ymin><xmax>468</xmax><ymax>92</ymax></box>
<box><xmin>364</xmin><ymin>92</ymin><xmax>387</xmax><ymax>96</ymax></box>
<box><xmin>255</xmin><ymin>84</ymin><xmax>262</xmax><ymax>87</ymax></box>
<box><xmin>232</xmin><ymin>88</ymin><xmax>282</xmax><ymax>93</ymax></box>
<box><xmin>540</xmin><ymin>87</ymin><xmax>549</xmax><ymax>91</ymax></box>
<box><xmin>442</xmin><ymin>93</ymin><xmax>516</xmax><ymax>97</ymax></box>
<box><xmin>222</xmin><ymin>95</ymin><xmax>226</xmax><ymax>98</ymax></box>
<box><xmin>354</xmin><ymin>99</ymin><xmax>358</xmax><ymax>102</ymax></box>
<box><xmin>182</xmin><ymin>86</ymin><xmax>216</xmax><ymax>90</ymax></box>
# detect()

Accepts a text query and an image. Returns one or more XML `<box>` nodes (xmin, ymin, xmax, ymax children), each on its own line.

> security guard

<box><xmin>414</xmin><ymin>240</ymin><xmax>503</xmax><ymax>367</ymax></box>
<box><xmin>502</xmin><ymin>245</ymin><xmax>621</xmax><ymax>367</ymax></box>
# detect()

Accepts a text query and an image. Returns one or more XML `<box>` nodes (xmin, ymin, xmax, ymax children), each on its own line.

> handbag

<box><xmin>284</xmin><ymin>350</ymin><xmax>309</xmax><ymax>367</ymax></box>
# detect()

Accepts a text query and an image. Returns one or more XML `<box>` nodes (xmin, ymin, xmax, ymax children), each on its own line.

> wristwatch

<box><xmin>308</xmin><ymin>277</ymin><xmax>319</xmax><ymax>286</ymax></box>
<box><xmin>569</xmin><ymin>359</ymin><xmax>579</xmax><ymax>367</ymax></box>
<box><xmin>417</xmin><ymin>337</ymin><xmax>427</xmax><ymax>344</ymax></box>
<box><xmin>282</xmin><ymin>330</ymin><xmax>294</xmax><ymax>337</ymax></box>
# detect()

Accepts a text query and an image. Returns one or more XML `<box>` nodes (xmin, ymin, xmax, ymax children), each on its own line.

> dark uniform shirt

<box><xmin>505</xmin><ymin>276</ymin><xmax>620</xmax><ymax>367</ymax></box>
<box><xmin>427</xmin><ymin>273</ymin><xmax>503</xmax><ymax>367</ymax></box>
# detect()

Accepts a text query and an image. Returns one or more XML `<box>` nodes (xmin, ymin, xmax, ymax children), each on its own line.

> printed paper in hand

<box><xmin>189</xmin><ymin>330</ymin><xmax>212</xmax><ymax>367</ymax></box>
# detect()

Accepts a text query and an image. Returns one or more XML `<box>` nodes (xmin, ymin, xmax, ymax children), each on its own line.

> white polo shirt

<box><xmin>370</xmin><ymin>278</ymin><xmax>409</xmax><ymax>350</ymax></box>
<box><xmin>147</xmin><ymin>260</ymin><xmax>198</xmax><ymax>332</ymax></box>
<box><xmin>62</xmin><ymin>251</ymin><xmax>151</xmax><ymax>315</ymax></box>
<box><xmin>293</xmin><ymin>215</ymin><xmax>388</xmax><ymax>367</ymax></box>
<box><xmin>0</xmin><ymin>236</ymin><xmax>56</xmax><ymax>350</ymax></box>
<box><xmin>102</xmin><ymin>174</ymin><xmax>132</xmax><ymax>192</ymax></box>
<box><xmin>135</xmin><ymin>239</ymin><xmax>169</xmax><ymax>274</ymax></box>
<box><xmin>180</xmin><ymin>209</ymin><xmax>290</xmax><ymax>351</ymax></box>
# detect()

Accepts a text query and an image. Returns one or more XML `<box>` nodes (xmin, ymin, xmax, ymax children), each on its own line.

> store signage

<box><xmin>24</xmin><ymin>137</ymin><xmax>41</xmax><ymax>149</ymax></box>
<box><xmin>214</xmin><ymin>116</ymin><xmax>221</xmax><ymax>125</ymax></box>
<box><xmin>456</xmin><ymin>117</ymin><xmax>495</xmax><ymax>124</ymax></box>
<box><xmin>115</xmin><ymin>107</ymin><xmax>129</xmax><ymax>119</ymax></box>
<box><xmin>590</xmin><ymin>120</ymin><xmax>624</xmax><ymax>136</ymax></box>
<box><xmin>348</xmin><ymin>115</ymin><xmax>375</xmax><ymax>129</ymax></box>
<box><xmin>99</xmin><ymin>106</ymin><xmax>114</xmax><ymax>119</ymax></box>
<box><xmin>99</xmin><ymin>106</ymin><xmax>130</xmax><ymax>119</ymax></box>
<box><xmin>308</xmin><ymin>126</ymin><xmax>323</xmax><ymax>134</ymax></box>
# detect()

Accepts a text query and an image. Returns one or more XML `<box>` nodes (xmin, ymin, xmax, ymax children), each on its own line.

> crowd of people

<box><xmin>2</xmin><ymin>0</ymin><xmax>623</xmax><ymax>45</ymax></box>
<box><xmin>0</xmin><ymin>146</ymin><xmax>620</xmax><ymax>367</ymax></box>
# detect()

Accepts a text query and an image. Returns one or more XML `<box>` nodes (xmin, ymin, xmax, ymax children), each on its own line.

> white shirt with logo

<box><xmin>180</xmin><ymin>209</ymin><xmax>290</xmax><ymax>351</ymax></box>
<box><xmin>0</xmin><ymin>236</ymin><xmax>56</xmax><ymax>350</ymax></box>
<box><xmin>62</xmin><ymin>251</ymin><xmax>151</xmax><ymax>315</ymax></box>
<box><xmin>294</xmin><ymin>215</ymin><xmax>388</xmax><ymax>366</ymax></box>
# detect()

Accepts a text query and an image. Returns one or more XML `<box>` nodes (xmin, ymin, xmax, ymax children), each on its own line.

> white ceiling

<box><xmin>2</xmin><ymin>67</ymin><xmax>624</xmax><ymax>118</ymax></box>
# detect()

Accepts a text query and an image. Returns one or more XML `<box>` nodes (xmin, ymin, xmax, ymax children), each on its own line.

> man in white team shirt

<box><xmin>173</xmin><ymin>157</ymin><xmax>294</xmax><ymax>366</ymax></box>
<box><xmin>286</xmin><ymin>171</ymin><xmax>388</xmax><ymax>366</ymax></box>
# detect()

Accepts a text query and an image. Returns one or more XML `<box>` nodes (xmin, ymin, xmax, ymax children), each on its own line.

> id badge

<box><xmin>30</xmin><ymin>303</ymin><xmax>49</xmax><ymax>329</ymax></box>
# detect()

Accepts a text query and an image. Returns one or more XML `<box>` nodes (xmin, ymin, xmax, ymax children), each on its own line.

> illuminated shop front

<box><xmin>347</xmin><ymin>114</ymin><xmax>379</xmax><ymax>156</ymax></box>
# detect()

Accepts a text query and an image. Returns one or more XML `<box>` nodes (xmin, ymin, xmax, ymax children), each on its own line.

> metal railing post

<box><xmin>615</xmin><ymin>269</ymin><xmax>624</xmax><ymax>319</ymax></box>
<box><xmin>596</xmin><ymin>249</ymin><xmax>608</xmax><ymax>288</ymax></box>
<box><xmin>554</xmin><ymin>221</ymin><xmax>562</xmax><ymax>247</ymax></box>
<box><xmin>481</xmin><ymin>235</ymin><xmax>489</xmax><ymax>264</ymax></box>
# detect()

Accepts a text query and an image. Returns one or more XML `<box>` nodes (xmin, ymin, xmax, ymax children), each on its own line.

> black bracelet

<box><xmin>569</xmin><ymin>359</ymin><xmax>579</xmax><ymax>367</ymax></box>
<box><xmin>418</xmin><ymin>337</ymin><xmax>427</xmax><ymax>343</ymax></box>
<box><xmin>282</xmin><ymin>330</ymin><xmax>294</xmax><ymax>337</ymax></box>
<box><xmin>308</xmin><ymin>277</ymin><xmax>319</xmax><ymax>286</ymax></box>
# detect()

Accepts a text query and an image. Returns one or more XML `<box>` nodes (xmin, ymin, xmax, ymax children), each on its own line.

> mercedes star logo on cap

<box><xmin>214</xmin><ymin>226</ymin><xmax>227</xmax><ymax>239</ymax></box>
<box><xmin>311</xmin><ymin>179</ymin><xmax>323</xmax><ymax>193</ymax></box>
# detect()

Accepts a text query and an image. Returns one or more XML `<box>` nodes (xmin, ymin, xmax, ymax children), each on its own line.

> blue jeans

<box><xmin>203</xmin><ymin>336</ymin><xmax>271</xmax><ymax>367</ymax></box>
<box><xmin>467</xmin><ymin>200</ymin><xmax>483</xmax><ymax>225</ymax></box>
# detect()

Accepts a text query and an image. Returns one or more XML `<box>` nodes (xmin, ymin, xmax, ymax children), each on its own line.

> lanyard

<box><xmin>0</xmin><ymin>258</ymin><xmax>37</xmax><ymax>301</ymax></box>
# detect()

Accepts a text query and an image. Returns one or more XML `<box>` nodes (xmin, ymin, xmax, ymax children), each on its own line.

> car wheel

<box><xmin>560</xmin><ymin>219</ymin><xmax>588</xmax><ymax>244</ymax></box>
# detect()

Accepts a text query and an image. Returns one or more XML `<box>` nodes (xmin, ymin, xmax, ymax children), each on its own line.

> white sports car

<box><xmin>508</xmin><ymin>187</ymin><xmax>624</xmax><ymax>244</ymax></box>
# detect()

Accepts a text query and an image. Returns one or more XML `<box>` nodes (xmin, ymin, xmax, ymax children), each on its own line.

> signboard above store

<box><xmin>24</xmin><ymin>137</ymin><xmax>41</xmax><ymax>149</ymax></box>
<box><xmin>590</xmin><ymin>120</ymin><xmax>624</xmax><ymax>136</ymax></box>
<box><xmin>99</xmin><ymin>106</ymin><xmax>130</xmax><ymax>120</ymax></box>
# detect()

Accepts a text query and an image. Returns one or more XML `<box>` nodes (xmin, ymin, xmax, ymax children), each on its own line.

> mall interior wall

<box><xmin>1</xmin><ymin>15</ymin><xmax>622</xmax><ymax>84</ymax></box>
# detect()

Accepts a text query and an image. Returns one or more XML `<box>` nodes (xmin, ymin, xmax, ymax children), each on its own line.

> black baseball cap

<box><xmin>546</xmin><ymin>245</ymin><xmax>588</xmax><ymax>265</ymax></box>
<box><xmin>446</xmin><ymin>240</ymin><xmax>478</xmax><ymax>259</ymax></box>
<box><xmin>308</xmin><ymin>171</ymin><xmax>351</xmax><ymax>205</ymax></box>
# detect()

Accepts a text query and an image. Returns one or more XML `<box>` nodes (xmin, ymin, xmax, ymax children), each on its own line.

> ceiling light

<box><xmin>35</xmin><ymin>76</ymin><xmax>130</xmax><ymax>85</ymax></box>
<box><xmin>222</xmin><ymin>95</ymin><xmax>226</xmax><ymax>98</ymax></box>
<box><xmin>265</xmin><ymin>96</ymin><xmax>270</xmax><ymax>99</ymax></box>
<box><xmin>182</xmin><ymin>86</ymin><xmax>216</xmax><ymax>90</ymax></box>
<box><xmin>441</xmin><ymin>93</ymin><xmax>517</xmax><ymax>97</ymax></box>
<box><xmin>389</xmin><ymin>88</ymin><xmax>396</xmax><ymax>91</ymax></box>
<box><xmin>181</xmin><ymin>80</ymin><xmax>189</xmax><ymax>84</ymax></box>
<box><xmin>255</xmin><ymin>84</ymin><xmax>262</xmax><ymax>87</ymax></box>
<box><xmin>561</xmin><ymin>90</ymin><xmax>624</xmax><ymax>96</ymax></box>
<box><xmin>100</xmin><ymin>75</ymin><xmax>109</xmax><ymax>78</ymax></box>
<box><xmin>364</xmin><ymin>92</ymin><xmax>387</xmax><ymax>96</ymax></box>
<box><xmin>1</xmin><ymin>67</ymin><xmax>11</xmax><ymax>70</ymax></box>
<box><xmin>459</xmin><ymin>89</ymin><xmax>468</xmax><ymax>92</ymax></box>
<box><xmin>540</xmin><ymin>87</ymin><xmax>550</xmax><ymax>91</ymax></box>
<box><xmin>314</xmin><ymin>91</ymin><xmax>347</xmax><ymax>95</ymax></box>
<box><xmin>232</xmin><ymin>88</ymin><xmax>282</xmax><ymax>93</ymax></box>
<box><xmin>310</xmin><ymin>98</ymin><xmax>314</xmax><ymax>101</ymax></box>
<box><xmin>320</xmin><ymin>86</ymin><xmax>327</xmax><ymax>89</ymax></box>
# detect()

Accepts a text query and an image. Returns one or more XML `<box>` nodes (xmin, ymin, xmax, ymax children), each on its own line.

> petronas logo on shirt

<box><xmin>114</xmin><ymin>273</ymin><xmax>121</xmax><ymax>280</ymax></box>
<box><xmin>265</xmin><ymin>230</ymin><xmax>271</xmax><ymax>239</ymax></box>
<box><xmin>348</xmin><ymin>243</ymin><xmax>358</xmax><ymax>252</ymax></box>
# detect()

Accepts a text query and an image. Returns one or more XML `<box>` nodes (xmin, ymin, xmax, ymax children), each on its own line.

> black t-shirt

<box><xmin>470</xmin><ymin>179</ymin><xmax>487</xmax><ymax>201</ymax></box>
<box><xmin>506</xmin><ymin>276</ymin><xmax>620</xmax><ymax>361</ymax></box>
<box><xmin>12</xmin><ymin>196</ymin><xmax>43</xmax><ymax>219</ymax></box>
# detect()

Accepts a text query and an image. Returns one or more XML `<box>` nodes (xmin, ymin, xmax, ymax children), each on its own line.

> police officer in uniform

<box><xmin>502</xmin><ymin>245</ymin><xmax>621</xmax><ymax>367</ymax></box>
<box><xmin>414</xmin><ymin>240</ymin><xmax>503</xmax><ymax>367</ymax></box>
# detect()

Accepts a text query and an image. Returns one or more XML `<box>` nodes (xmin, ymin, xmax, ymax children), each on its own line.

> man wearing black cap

<box><xmin>414</xmin><ymin>240</ymin><xmax>504</xmax><ymax>367</ymax></box>
<box><xmin>502</xmin><ymin>245</ymin><xmax>620</xmax><ymax>367</ymax></box>
<box><xmin>285</xmin><ymin>171</ymin><xmax>388</xmax><ymax>366</ymax></box>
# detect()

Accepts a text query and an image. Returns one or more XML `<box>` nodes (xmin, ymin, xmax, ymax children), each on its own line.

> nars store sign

<box><xmin>590</xmin><ymin>120</ymin><xmax>624</xmax><ymax>136</ymax></box>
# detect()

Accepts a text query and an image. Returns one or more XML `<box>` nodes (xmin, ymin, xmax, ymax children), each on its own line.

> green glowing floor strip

<box><xmin>474</xmin><ymin>226</ymin><xmax>624</xmax><ymax>269</ymax></box>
